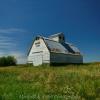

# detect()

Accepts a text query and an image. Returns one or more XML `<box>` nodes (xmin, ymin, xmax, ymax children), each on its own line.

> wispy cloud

<box><xmin>0</xmin><ymin>35</ymin><xmax>11</xmax><ymax>40</ymax></box>
<box><xmin>0</xmin><ymin>28</ymin><xmax>29</xmax><ymax>64</ymax></box>
<box><xmin>0</xmin><ymin>35</ymin><xmax>17</xmax><ymax>50</ymax></box>
<box><xmin>0</xmin><ymin>28</ymin><xmax>27</xmax><ymax>34</ymax></box>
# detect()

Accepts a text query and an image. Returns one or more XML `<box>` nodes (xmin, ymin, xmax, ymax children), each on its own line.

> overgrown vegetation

<box><xmin>0</xmin><ymin>56</ymin><xmax>17</xmax><ymax>67</ymax></box>
<box><xmin>0</xmin><ymin>63</ymin><xmax>100</xmax><ymax>100</ymax></box>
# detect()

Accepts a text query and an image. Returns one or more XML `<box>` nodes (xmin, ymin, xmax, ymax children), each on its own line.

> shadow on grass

<box><xmin>17</xmin><ymin>62</ymin><xmax>100</xmax><ymax>68</ymax></box>
<box><xmin>50</xmin><ymin>63</ymin><xmax>84</xmax><ymax>67</ymax></box>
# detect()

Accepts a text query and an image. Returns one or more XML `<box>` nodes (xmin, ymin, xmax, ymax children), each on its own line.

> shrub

<box><xmin>0</xmin><ymin>56</ymin><xmax>17</xmax><ymax>66</ymax></box>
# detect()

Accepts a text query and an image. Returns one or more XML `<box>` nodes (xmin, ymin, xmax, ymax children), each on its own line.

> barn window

<box><xmin>62</xmin><ymin>36</ymin><xmax>65</xmax><ymax>40</ymax></box>
<box><xmin>59</xmin><ymin>35</ymin><xmax>64</xmax><ymax>41</ymax></box>
<box><xmin>35</xmin><ymin>42</ymin><xmax>40</xmax><ymax>47</ymax></box>
<box><xmin>36</xmin><ymin>44</ymin><xmax>40</xmax><ymax>47</ymax></box>
<box><xmin>59</xmin><ymin>36</ymin><xmax>62</xmax><ymax>40</ymax></box>
<box><xmin>36</xmin><ymin>37</ymin><xmax>39</xmax><ymax>40</ymax></box>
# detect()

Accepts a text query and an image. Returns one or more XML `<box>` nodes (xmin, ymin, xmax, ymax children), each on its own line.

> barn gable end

<box><xmin>27</xmin><ymin>36</ymin><xmax>50</xmax><ymax>66</ymax></box>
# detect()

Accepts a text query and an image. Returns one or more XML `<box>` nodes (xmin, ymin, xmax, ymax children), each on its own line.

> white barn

<box><xmin>27</xmin><ymin>33</ymin><xmax>83</xmax><ymax>66</ymax></box>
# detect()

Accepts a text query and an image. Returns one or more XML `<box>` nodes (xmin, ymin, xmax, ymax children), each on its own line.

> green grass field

<box><xmin>0</xmin><ymin>63</ymin><xmax>100</xmax><ymax>100</ymax></box>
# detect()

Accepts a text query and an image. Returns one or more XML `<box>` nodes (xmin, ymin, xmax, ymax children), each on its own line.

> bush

<box><xmin>0</xmin><ymin>56</ymin><xmax>17</xmax><ymax>66</ymax></box>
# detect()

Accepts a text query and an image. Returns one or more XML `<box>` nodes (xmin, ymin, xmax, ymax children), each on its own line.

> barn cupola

<box><xmin>49</xmin><ymin>32</ymin><xmax>65</xmax><ymax>43</ymax></box>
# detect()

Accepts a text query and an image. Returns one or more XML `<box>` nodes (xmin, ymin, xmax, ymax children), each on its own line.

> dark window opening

<box><xmin>36</xmin><ymin>37</ymin><xmax>40</xmax><ymax>40</ymax></box>
<box><xmin>35</xmin><ymin>41</ymin><xmax>40</xmax><ymax>47</ymax></box>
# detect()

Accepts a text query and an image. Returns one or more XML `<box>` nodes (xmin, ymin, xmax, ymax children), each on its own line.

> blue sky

<box><xmin>0</xmin><ymin>0</ymin><xmax>100</xmax><ymax>63</ymax></box>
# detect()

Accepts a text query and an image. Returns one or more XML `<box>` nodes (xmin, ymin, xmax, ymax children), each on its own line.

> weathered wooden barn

<box><xmin>27</xmin><ymin>33</ymin><xmax>83</xmax><ymax>66</ymax></box>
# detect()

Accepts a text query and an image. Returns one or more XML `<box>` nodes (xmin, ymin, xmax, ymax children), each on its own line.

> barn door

<box><xmin>33</xmin><ymin>52</ymin><xmax>43</xmax><ymax>66</ymax></box>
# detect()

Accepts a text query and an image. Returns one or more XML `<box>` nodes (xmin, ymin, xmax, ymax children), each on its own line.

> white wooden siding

<box><xmin>32</xmin><ymin>52</ymin><xmax>43</xmax><ymax>66</ymax></box>
<box><xmin>28</xmin><ymin>38</ymin><xmax>50</xmax><ymax>66</ymax></box>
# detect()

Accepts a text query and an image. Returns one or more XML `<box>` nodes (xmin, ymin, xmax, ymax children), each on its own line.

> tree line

<box><xmin>0</xmin><ymin>56</ymin><xmax>17</xmax><ymax>66</ymax></box>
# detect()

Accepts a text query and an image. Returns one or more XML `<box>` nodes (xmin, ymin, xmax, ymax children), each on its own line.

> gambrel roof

<box><xmin>44</xmin><ymin>38</ymin><xmax>69</xmax><ymax>53</ymax></box>
<box><xmin>28</xmin><ymin>35</ymin><xmax>81</xmax><ymax>55</ymax></box>
<box><xmin>43</xmin><ymin>37</ymin><xmax>80</xmax><ymax>54</ymax></box>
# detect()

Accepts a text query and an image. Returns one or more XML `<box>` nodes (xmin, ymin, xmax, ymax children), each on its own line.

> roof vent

<box><xmin>49</xmin><ymin>32</ymin><xmax>65</xmax><ymax>43</ymax></box>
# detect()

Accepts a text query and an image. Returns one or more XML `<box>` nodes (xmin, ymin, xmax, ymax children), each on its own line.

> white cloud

<box><xmin>9</xmin><ymin>51</ymin><xmax>27</xmax><ymax>64</ymax></box>
<box><xmin>0</xmin><ymin>51</ymin><xmax>27</xmax><ymax>64</ymax></box>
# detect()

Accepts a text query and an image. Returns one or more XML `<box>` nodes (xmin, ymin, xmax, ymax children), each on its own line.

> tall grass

<box><xmin>0</xmin><ymin>63</ymin><xmax>100</xmax><ymax>100</ymax></box>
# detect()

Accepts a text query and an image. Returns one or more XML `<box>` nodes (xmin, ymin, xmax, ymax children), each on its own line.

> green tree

<box><xmin>0</xmin><ymin>56</ymin><xmax>17</xmax><ymax>66</ymax></box>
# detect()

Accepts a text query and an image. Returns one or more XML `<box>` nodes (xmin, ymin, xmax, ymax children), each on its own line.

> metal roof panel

<box><xmin>44</xmin><ymin>38</ymin><xmax>68</xmax><ymax>53</ymax></box>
